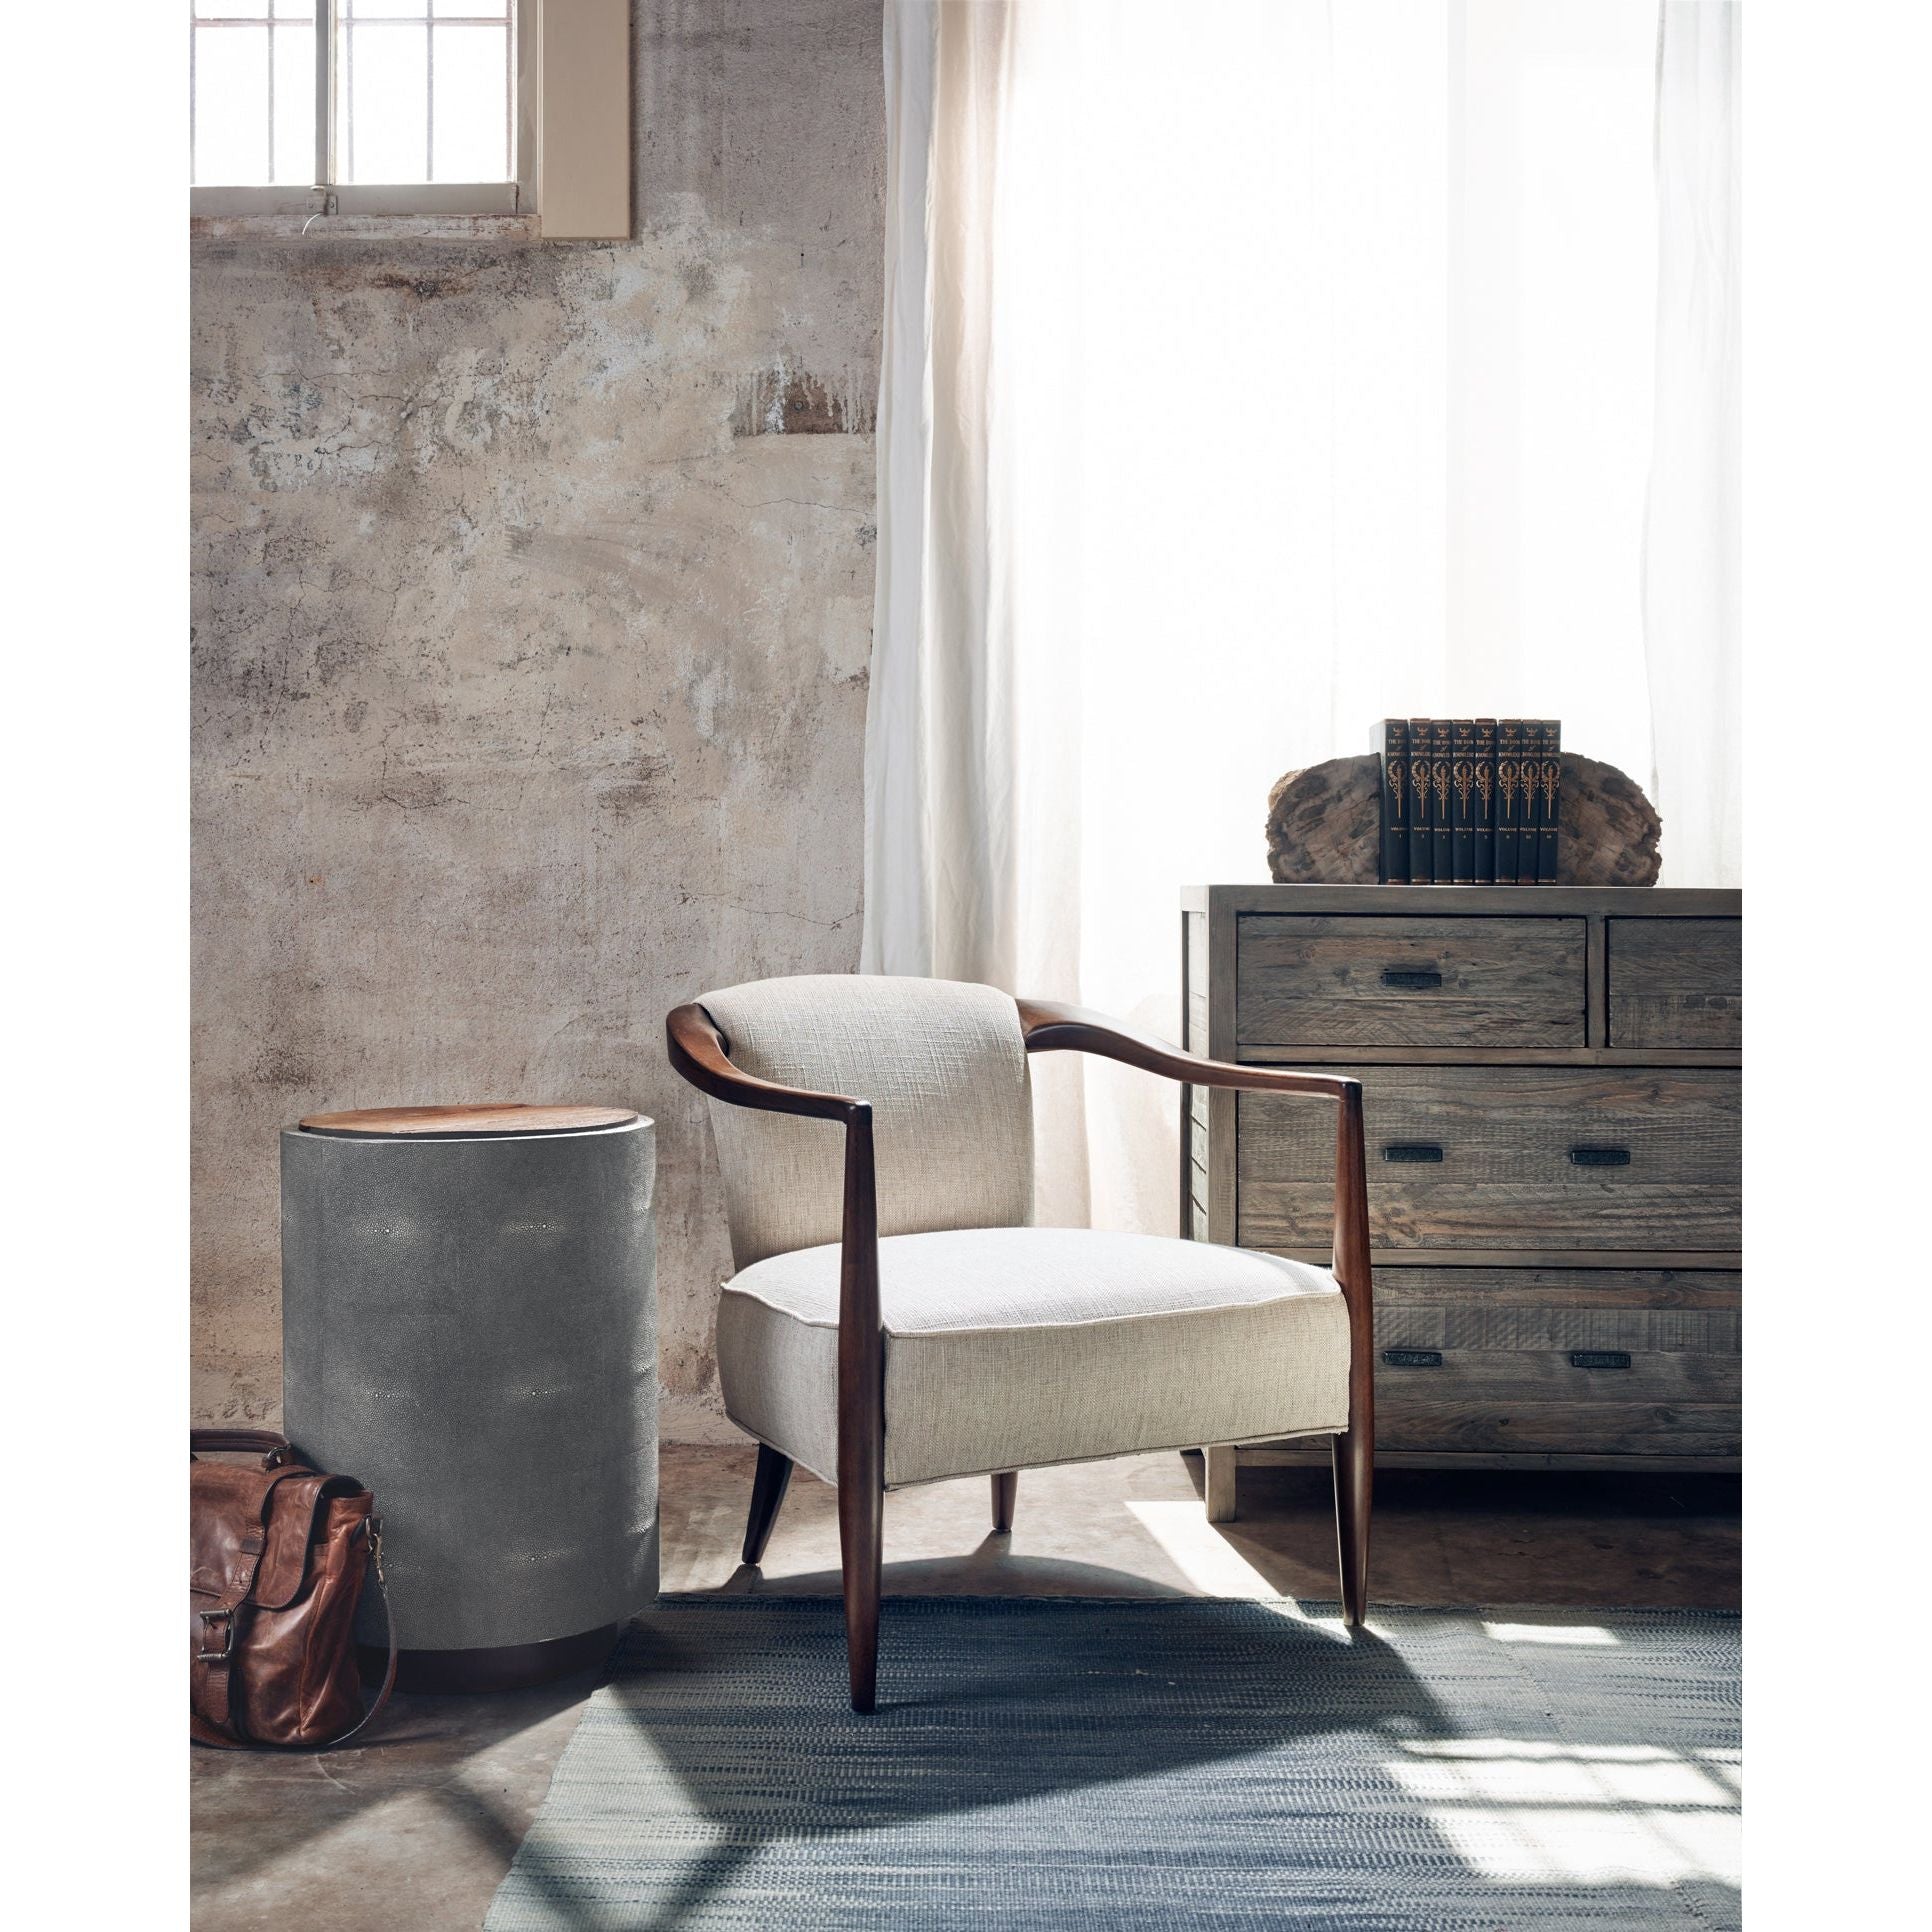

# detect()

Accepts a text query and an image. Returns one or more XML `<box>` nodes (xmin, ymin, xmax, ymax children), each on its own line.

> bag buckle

<box><xmin>196</xmin><ymin>1610</ymin><xmax>237</xmax><ymax>1662</ymax></box>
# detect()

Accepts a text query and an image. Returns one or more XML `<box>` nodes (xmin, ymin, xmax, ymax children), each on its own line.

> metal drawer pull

<box><xmin>1381</xmin><ymin>967</ymin><xmax>1443</xmax><ymax>990</ymax></box>
<box><xmin>1569</xmin><ymin>1145</ymin><xmax>1632</xmax><ymax>1167</ymax></box>
<box><xmin>1569</xmin><ymin>1350</ymin><xmax>1632</xmax><ymax>1371</ymax></box>
<box><xmin>1382</xmin><ymin>1349</ymin><xmax>1443</xmax><ymax>1369</ymax></box>
<box><xmin>1383</xmin><ymin>1143</ymin><xmax>1445</xmax><ymax>1164</ymax></box>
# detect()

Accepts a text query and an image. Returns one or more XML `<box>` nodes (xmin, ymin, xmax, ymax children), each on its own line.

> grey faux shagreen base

<box><xmin>282</xmin><ymin>1117</ymin><xmax>658</xmax><ymax>1678</ymax></box>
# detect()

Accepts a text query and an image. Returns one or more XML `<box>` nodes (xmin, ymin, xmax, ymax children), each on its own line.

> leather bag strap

<box><xmin>191</xmin><ymin>1428</ymin><xmax>295</xmax><ymax>1468</ymax></box>
<box><xmin>319</xmin><ymin>1518</ymin><xmax>398</xmax><ymax>1751</ymax></box>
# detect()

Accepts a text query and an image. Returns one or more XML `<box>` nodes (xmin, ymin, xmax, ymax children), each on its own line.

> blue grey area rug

<box><xmin>485</xmin><ymin>1596</ymin><xmax>1739</xmax><ymax>1932</ymax></box>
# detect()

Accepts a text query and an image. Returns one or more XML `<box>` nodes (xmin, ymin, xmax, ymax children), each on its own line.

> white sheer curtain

<box><xmin>1646</xmin><ymin>0</ymin><xmax>1742</xmax><ymax>890</ymax></box>
<box><xmin>866</xmin><ymin>0</ymin><xmax>1740</xmax><ymax>1231</ymax></box>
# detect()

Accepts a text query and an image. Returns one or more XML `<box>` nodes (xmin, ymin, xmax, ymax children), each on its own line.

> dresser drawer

<box><xmin>1236</xmin><ymin>915</ymin><xmax>1586</xmax><ymax>1049</ymax></box>
<box><xmin>1608</xmin><ymin>918</ymin><xmax>1741</xmax><ymax>1049</ymax></box>
<box><xmin>1236</xmin><ymin>1066</ymin><xmax>1740</xmax><ymax>1253</ymax></box>
<box><xmin>1369</xmin><ymin>1267</ymin><xmax>1740</xmax><ymax>1457</ymax></box>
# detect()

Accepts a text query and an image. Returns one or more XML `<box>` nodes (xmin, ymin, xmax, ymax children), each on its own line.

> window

<box><xmin>190</xmin><ymin>0</ymin><xmax>631</xmax><ymax>236</ymax></box>
<box><xmin>191</xmin><ymin>1</ymin><xmax>519</xmax><ymax>215</ymax></box>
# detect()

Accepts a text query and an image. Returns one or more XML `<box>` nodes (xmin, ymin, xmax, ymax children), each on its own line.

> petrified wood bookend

<box><xmin>1265</xmin><ymin>752</ymin><xmax>1661</xmax><ymax>886</ymax></box>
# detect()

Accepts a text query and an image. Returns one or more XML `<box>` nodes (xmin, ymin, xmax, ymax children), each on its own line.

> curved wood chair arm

<box><xmin>1017</xmin><ymin>995</ymin><xmax>1374</xmax><ymax>1568</ymax></box>
<box><xmin>1016</xmin><ymin>997</ymin><xmax>1357</xmax><ymax>1104</ymax></box>
<box><xmin>664</xmin><ymin>999</ymin><xmax>885</xmax><ymax>1698</ymax></box>
<box><xmin>666</xmin><ymin>1002</ymin><xmax>871</xmax><ymax>1124</ymax></box>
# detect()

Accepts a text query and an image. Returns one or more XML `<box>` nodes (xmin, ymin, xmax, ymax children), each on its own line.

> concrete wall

<box><xmin>191</xmin><ymin>0</ymin><xmax>882</xmax><ymax>1439</ymax></box>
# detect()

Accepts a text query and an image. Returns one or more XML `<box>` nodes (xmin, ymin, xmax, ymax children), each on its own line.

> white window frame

<box><xmin>191</xmin><ymin>0</ymin><xmax>630</xmax><ymax>238</ymax></box>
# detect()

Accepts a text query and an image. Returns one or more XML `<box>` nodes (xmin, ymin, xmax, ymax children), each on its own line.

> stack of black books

<box><xmin>1373</xmin><ymin>719</ymin><xmax>1561</xmax><ymax>884</ymax></box>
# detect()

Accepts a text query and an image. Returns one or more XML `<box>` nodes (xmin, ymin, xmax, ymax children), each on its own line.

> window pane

<box><xmin>270</xmin><ymin>22</ymin><xmax>316</xmax><ymax>184</ymax></box>
<box><xmin>192</xmin><ymin>25</ymin><xmax>270</xmax><ymax>184</ymax></box>
<box><xmin>348</xmin><ymin>2</ymin><xmax>426</xmax><ymax>19</ymax></box>
<box><xmin>432</xmin><ymin>24</ymin><xmax>509</xmax><ymax>181</ymax></box>
<box><xmin>341</xmin><ymin>23</ymin><xmax>430</xmax><ymax>183</ymax></box>
<box><xmin>432</xmin><ymin>1</ymin><xmax>509</xmax><ymax>16</ymax></box>
<box><xmin>195</xmin><ymin>5</ymin><xmax>270</xmax><ymax>18</ymax></box>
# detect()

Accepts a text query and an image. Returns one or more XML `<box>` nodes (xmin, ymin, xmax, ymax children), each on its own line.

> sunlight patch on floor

<box><xmin>1482</xmin><ymin>1619</ymin><xmax>1622</xmax><ymax>1645</ymax></box>
<box><xmin>1123</xmin><ymin>1501</ymin><xmax>1301</xmax><ymax>1605</ymax></box>
<box><xmin>1387</xmin><ymin>1738</ymin><xmax>1741</xmax><ymax>1886</ymax></box>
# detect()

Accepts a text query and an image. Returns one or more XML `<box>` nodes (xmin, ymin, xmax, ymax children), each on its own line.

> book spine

<box><xmin>1473</xmin><ymin>718</ymin><xmax>1497</xmax><ymax>883</ymax></box>
<box><xmin>1516</xmin><ymin>718</ymin><xmax>1542</xmax><ymax>884</ymax></box>
<box><xmin>1429</xmin><ymin>720</ymin><xmax>1453</xmax><ymax>882</ymax></box>
<box><xmin>1536</xmin><ymin>720</ymin><xmax>1562</xmax><ymax>883</ymax></box>
<box><xmin>1406</xmin><ymin>717</ymin><xmax>1433</xmax><ymax>882</ymax></box>
<box><xmin>1450</xmin><ymin>719</ymin><xmax>1476</xmax><ymax>883</ymax></box>
<box><xmin>1375</xmin><ymin>720</ymin><xmax>1410</xmax><ymax>883</ymax></box>
<box><xmin>1495</xmin><ymin>719</ymin><xmax>1524</xmax><ymax>883</ymax></box>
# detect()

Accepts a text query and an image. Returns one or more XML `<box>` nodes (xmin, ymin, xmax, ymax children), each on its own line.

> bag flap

<box><xmin>195</xmin><ymin>1452</ymin><xmax>372</xmax><ymax>1615</ymax></box>
<box><xmin>191</xmin><ymin>1461</ymin><xmax>361</xmax><ymax>1610</ymax></box>
<box><xmin>259</xmin><ymin>1473</ymin><xmax>370</xmax><ymax>1609</ymax></box>
<box><xmin>190</xmin><ymin>1459</ymin><xmax>282</xmax><ymax>1604</ymax></box>
<box><xmin>254</xmin><ymin>1473</ymin><xmax>334</xmax><ymax>1609</ymax></box>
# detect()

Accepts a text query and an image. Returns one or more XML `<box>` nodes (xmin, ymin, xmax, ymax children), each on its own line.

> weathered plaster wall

<box><xmin>191</xmin><ymin>0</ymin><xmax>882</xmax><ymax>1438</ymax></box>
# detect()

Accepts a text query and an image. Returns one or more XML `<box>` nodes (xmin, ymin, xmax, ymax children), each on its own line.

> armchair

<box><xmin>668</xmin><ymin>975</ymin><xmax>1373</xmax><ymax>1712</ymax></box>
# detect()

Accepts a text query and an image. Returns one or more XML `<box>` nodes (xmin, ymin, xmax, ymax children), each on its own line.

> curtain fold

<box><xmin>864</xmin><ymin>0</ymin><xmax>1022</xmax><ymax>987</ymax></box>
<box><xmin>1645</xmin><ymin>1</ymin><xmax>1742</xmax><ymax>887</ymax></box>
<box><xmin>867</xmin><ymin>0</ymin><xmax>1740</xmax><ymax>1233</ymax></box>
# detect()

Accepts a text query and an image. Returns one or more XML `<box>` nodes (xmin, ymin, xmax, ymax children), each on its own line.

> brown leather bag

<box><xmin>190</xmin><ymin>1428</ymin><xmax>397</xmax><ymax>1750</ymax></box>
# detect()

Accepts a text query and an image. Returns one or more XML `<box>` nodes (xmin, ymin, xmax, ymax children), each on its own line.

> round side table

<box><xmin>281</xmin><ymin>1103</ymin><xmax>656</xmax><ymax>1692</ymax></box>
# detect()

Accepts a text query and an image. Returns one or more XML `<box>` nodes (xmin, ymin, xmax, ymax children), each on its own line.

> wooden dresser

<box><xmin>1179</xmin><ymin>884</ymin><xmax>1740</xmax><ymax>1514</ymax></box>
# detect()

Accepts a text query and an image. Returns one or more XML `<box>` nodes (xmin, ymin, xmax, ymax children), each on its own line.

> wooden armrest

<box><xmin>665</xmin><ymin>1001</ymin><xmax>885</xmax><ymax>1619</ymax></box>
<box><xmin>1019</xmin><ymin>992</ymin><xmax>1374</xmax><ymax>1522</ymax></box>
<box><xmin>1015</xmin><ymin>998</ymin><xmax>1356</xmax><ymax>1103</ymax></box>
<box><xmin>666</xmin><ymin>1003</ymin><xmax>870</xmax><ymax>1124</ymax></box>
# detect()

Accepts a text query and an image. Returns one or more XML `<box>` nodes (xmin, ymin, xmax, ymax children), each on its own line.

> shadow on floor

<box><xmin>504</xmin><ymin>1591</ymin><xmax>1444</xmax><ymax>1929</ymax></box>
<box><xmin>712</xmin><ymin>1544</ymin><xmax>1198</xmax><ymax>1600</ymax></box>
<box><xmin>490</xmin><ymin>1589</ymin><xmax>1739</xmax><ymax>1932</ymax></box>
<box><xmin>195</xmin><ymin>1451</ymin><xmax>1742</xmax><ymax>1931</ymax></box>
<box><xmin>1181</xmin><ymin>1458</ymin><xmax>1743</xmax><ymax>1609</ymax></box>
<box><xmin>190</xmin><ymin>1664</ymin><xmax>613</xmax><ymax>1898</ymax></box>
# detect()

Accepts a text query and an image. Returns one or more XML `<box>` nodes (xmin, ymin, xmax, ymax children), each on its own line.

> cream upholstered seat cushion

<box><xmin>717</xmin><ymin>1226</ymin><xmax>1351</xmax><ymax>1489</ymax></box>
<box><xmin>697</xmin><ymin>976</ymin><xmax>1034</xmax><ymax>1269</ymax></box>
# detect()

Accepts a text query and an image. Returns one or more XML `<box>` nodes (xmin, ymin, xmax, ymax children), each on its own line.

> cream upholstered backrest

<box><xmin>696</xmin><ymin>975</ymin><xmax>1035</xmax><ymax>1270</ymax></box>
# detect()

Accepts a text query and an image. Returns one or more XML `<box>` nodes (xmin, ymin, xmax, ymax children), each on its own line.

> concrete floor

<box><xmin>191</xmin><ymin>1443</ymin><xmax>1740</xmax><ymax>1931</ymax></box>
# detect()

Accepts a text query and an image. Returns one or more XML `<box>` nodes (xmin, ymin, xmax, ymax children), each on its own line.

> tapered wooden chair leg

<box><xmin>741</xmin><ymin>1443</ymin><xmax>794</xmax><ymax>1566</ymax></box>
<box><xmin>1332</xmin><ymin>1428</ymin><xmax>1372</xmax><ymax>1627</ymax></box>
<box><xmin>991</xmin><ymin>1470</ymin><xmax>1018</xmax><ymax>1533</ymax></box>
<box><xmin>839</xmin><ymin>1477</ymin><xmax>883</xmax><ymax>1712</ymax></box>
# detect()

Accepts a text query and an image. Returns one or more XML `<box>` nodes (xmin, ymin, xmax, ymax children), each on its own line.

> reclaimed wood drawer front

<box><xmin>1371</xmin><ymin>1267</ymin><xmax>1740</xmax><ymax>1456</ymax></box>
<box><xmin>1608</xmin><ymin>918</ymin><xmax>1742</xmax><ymax>1049</ymax></box>
<box><xmin>1236</xmin><ymin>915</ymin><xmax>1586</xmax><ymax>1049</ymax></box>
<box><xmin>1237</xmin><ymin>1066</ymin><xmax>1740</xmax><ymax>1252</ymax></box>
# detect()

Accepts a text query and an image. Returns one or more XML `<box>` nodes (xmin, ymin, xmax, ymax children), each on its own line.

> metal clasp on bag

<box><xmin>196</xmin><ymin>1609</ymin><xmax>237</xmax><ymax>1662</ymax></box>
